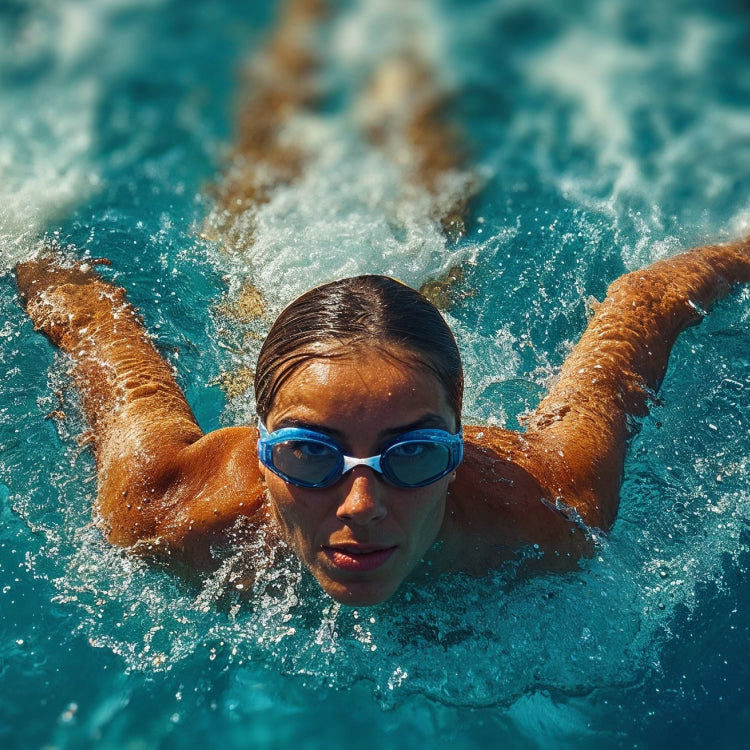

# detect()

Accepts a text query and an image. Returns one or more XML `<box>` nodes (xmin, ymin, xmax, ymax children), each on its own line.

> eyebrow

<box><xmin>379</xmin><ymin>414</ymin><xmax>452</xmax><ymax>436</ymax></box>
<box><xmin>270</xmin><ymin>414</ymin><xmax>452</xmax><ymax>440</ymax></box>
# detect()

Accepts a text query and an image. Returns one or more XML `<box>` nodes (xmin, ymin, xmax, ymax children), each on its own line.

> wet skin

<box><xmin>261</xmin><ymin>348</ymin><xmax>458</xmax><ymax>606</ymax></box>
<box><xmin>14</xmin><ymin>238</ymin><xmax>750</xmax><ymax>606</ymax></box>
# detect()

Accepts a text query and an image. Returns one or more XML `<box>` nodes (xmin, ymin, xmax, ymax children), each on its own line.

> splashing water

<box><xmin>2</xmin><ymin>1</ymin><xmax>750</xmax><ymax>748</ymax></box>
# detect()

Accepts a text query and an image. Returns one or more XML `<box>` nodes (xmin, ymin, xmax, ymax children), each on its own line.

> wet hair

<box><xmin>254</xmin><ymin>275</ymin><xmax>463</xmax><ymax>425</ymax></box>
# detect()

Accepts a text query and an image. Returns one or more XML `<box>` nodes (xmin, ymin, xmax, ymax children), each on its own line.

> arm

<box><xmin>16</xmin><ymin>256</ymin><xmax>266</xmax><ymax>564</ymax></box>
<box><xmin>519</xmin><ymin>237</ymin><xmax>750</xmax><ymax>531</ymax></box>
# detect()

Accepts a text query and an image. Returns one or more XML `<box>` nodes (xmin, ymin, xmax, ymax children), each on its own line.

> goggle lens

<box><xmin>383</xmin><ymin>441</ymin><xmax>451</xmax><ymax>486</ymax></box>
<box><xmin>271</xmin><ymin>439</ymin><xmax>340</xmax><ymax>486</ymax></box>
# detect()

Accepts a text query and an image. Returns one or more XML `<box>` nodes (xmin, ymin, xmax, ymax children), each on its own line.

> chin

<box><xmin>317</xmin><ymin>573</ymin><xmax>401</xmax><ymax>607</ymax></box>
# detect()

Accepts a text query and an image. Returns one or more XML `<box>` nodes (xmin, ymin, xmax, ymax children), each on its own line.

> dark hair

<box><xmin>254</xmin><ymin>275</ymin><xmax>463</xmax><ymax>424</ymax></box>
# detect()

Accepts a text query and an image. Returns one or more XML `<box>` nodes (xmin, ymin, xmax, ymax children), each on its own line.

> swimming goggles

<box><xmin>257</xmin><ymin>422</ymin><xmax>463</xmax><ymax>489</ymax></box>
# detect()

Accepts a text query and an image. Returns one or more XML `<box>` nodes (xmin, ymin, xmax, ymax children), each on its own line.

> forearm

<box><xmin>524</xmin><ymin>238</ymin><xmax>750</xmax><ymax>528</ymax></box>
<box><xmin>546</xmin><ymin>240</ymin><xmax>750</xmax><ymax>416</ymax></box>
<box><xmin>17</xmin><ymin>259</ymin><xmax>202</xmax><ymax>459</ymax></box>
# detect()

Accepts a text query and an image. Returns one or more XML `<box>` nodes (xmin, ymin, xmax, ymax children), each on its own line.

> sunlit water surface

<box><xmin>2</xmin><ymin>1</ymin><xmax>750</xmax><ymax>748</ymax></box>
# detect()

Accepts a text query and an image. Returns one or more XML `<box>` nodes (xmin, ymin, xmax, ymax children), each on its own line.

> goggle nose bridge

<box><xmin>341</xmin><ymin>454</ymin><xmax>384</xmax><ymax>476</ymax></box>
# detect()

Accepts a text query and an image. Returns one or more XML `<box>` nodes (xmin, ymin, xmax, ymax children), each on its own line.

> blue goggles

<box><xmin>257</xmin><ymin>422</ymin><xmax>463</xmax><ymax>489</ymax></box>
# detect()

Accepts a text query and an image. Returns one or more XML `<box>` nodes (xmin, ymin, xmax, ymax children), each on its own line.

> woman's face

<box><xmin>260</xmin><ymin>346</ymin><xmax>458</xmax><ymax>606</ymax></box>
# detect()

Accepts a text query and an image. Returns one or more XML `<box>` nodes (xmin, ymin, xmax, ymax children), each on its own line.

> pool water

<box><xmin>2</xmin><ymin>0</ymin><xmax>750</xmax><ymax>748</ymax></box>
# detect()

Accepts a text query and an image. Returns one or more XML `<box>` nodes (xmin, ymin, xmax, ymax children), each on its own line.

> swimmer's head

<box><xmin>254</xmin><ymin>274</ymin><xmax>463</xmax><ymax>425</ymax></box>
<box><xmin>254</xmin><ymin>276</ymin><xmax>463</xmax><ymax>605</ymax></box>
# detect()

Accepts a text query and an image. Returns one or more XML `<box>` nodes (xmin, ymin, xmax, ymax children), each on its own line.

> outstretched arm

<box><xmin>16</xmin><ymin>256</ymin><xmax>265</xmax><ymax>563</ymax></box>
<box><xmin>521</xmin><ymin>237</ymin><xmax>750</xmax><ymax>530</ymax></box>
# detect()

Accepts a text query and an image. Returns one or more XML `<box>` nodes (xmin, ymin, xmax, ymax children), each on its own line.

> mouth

<box><xmin>322</xmin><ymin>544</ymin><xmax>398</xmax><ymax>573</ymax></box>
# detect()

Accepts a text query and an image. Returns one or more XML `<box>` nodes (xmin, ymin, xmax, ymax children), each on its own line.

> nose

<box><xmin>336</xmin><ymin>467</ymin><xmax>387</xmax><ymax>525</ymax></box>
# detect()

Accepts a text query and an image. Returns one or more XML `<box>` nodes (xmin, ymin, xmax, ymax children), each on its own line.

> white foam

<box><xmin>0</xmin><ymin>0</ymin><xmax>169</xmax><ymax>266</ymax></box>
<box><xmin>0</xmin><ymin>82</ymin><xmax>99</xmax><ymax>253</ymax></box>
<box><xmin>332</xmin><ymin>0</ymin><xmax>452</xmax><ymax>89</ymax></box>
<box><xmin>502</xmin><ymin>4</ymin><xmax>750</xmax><ymax>257</ymax></box>
<box><xmin>209</xmin><ymin>116</ymin><xmax>474</xmax><ymax>315</ymax></box>
<box><xmin>529</xmin><ymin>27</ymin><xmax>643</xmax><ymax>168</ymax></box>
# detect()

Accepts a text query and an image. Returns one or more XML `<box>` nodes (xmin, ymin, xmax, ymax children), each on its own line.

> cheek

<box><xmin>263</xmin><ymin>474</ymin><xmax>326</xmax><ymax>545</ymax></box>
<box><xmin>401</xmin><ymin>484</ymin><xmax>449</xmax><ymax>536</ymax></box>
<box><xmin>264</xmin><ymin>474</ymin><xmax>299</xmax><ymax>523</ymax></box>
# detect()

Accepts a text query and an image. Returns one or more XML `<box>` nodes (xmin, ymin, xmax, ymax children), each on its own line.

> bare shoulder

<box><xmin>443</xmin><ymin>425</ymin><xmax>594</xmax><ymax>574</ymax></box>
<box><xmin>98</xmin><ymin>425</ymin><xmax>268</xmax><ymax>567</ymax></box>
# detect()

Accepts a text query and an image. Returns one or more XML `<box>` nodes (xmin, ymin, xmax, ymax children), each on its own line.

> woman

<box><xmin>14</xmin><ymin>237</ymin><xmax>750</xmax><ymax>605</ymax></box>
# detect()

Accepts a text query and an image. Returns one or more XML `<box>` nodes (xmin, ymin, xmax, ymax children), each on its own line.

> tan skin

<box><xmin>14</xmin><ymin>237</ymin><xmax>750</xmax><ymax>604</ymax></box>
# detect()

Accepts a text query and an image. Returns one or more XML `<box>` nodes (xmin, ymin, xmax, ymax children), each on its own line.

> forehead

<box><xmin>267</xmin><ymin>347</ymin><xmax>455</xmax><ymax>429</ymax></box>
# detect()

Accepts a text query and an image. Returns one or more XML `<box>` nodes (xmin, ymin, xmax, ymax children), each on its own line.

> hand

<box><xmin>15</xmin><ymin>254</ymin><xmax>111</xmax><ymax>307</ymax></box>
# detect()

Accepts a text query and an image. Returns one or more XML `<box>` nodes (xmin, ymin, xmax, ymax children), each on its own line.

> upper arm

<box><xmin>449</xmin><ymin>427</ymin><xmax>596</xmax><ymax>571</ymax></box>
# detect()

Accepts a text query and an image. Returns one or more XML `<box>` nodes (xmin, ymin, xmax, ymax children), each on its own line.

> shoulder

<box><xmin>441</xmin><ymin>425</ymin><xmax>594</xmax><ymax>573</ymax></box>
<box><xmin>98</xmin><ymin>425</ymin><xmax>268</xmax><ymax>565</ymax></box>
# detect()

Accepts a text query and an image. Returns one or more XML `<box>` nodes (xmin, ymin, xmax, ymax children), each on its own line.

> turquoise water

<box><xmin>2</xmin><ymin>0</ymin><xmax>750</xmax><ymax>747</ymax></box>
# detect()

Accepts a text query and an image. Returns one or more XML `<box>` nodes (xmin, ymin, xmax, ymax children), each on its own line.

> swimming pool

<box><xmin>2</xmin><ymin>0</ymin><xmax>750</xmax><ymax>747</ymax></box>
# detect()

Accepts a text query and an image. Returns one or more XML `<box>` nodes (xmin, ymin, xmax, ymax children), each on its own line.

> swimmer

<box><xmin>14</xmin><ymin>237</ymin><xmax>750</xmax><ymax>605</ymax></box>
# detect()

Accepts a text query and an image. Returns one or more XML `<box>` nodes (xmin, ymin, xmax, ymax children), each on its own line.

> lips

<box><xmin>323</xmin><ymin>544</ymin><xmax>397</xmax><ymax>573</ymax></box>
